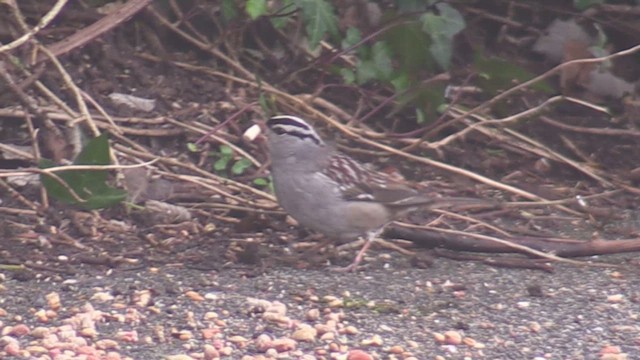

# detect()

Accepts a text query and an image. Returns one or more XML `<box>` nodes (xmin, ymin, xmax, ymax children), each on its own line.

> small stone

<box><xmin>185</xmin><ymin>291</ymin><xmax>205</xmax><ymax>302</ymax></box>
<box><xmin>46</xmin><ymin>292</ymin><xmax>61</xmax><ymax>310</ymax></box>
<box><xmin>607</xmin><ymin>294</ymin><xmax>624</xmax><ymax>303</ymax></box>
<box><xmin>9</xmin><ymin>324</ymin><xmax>30</xmax><ymax>337</ymax></box>
<box><xmin>517</xmin><ymin>301</ymin><xmax>530</xmax><ymax>309</ymax></box>
<box><xmin>266</xmin><ymin>301</ymin><xmax>287</xmax><ymax>316</ymax></box>
<box><xmin>255</xmin><ymin>334</ymin><xmax>273</xmax><ymax>352</ymax></box>
<box><xmin>204</xmin><ymin>293</ymin><xmax>219</xmax><ymax>300</ymax></box>
<box><xmin>91</xmin><ymin>292</ymin><xmax>115</xmax><ymax>302</ymax></box>
<box><xmin>600</xmin><ymin>345</ymin><xmax>622</xmax><ymax>354</ymax></box>
<box><xmin>529</xmin><ymin>321</ymin><xmax>542</xmax><ymax>333</ymax></box>
<box><xmin>271</xmin><ymin>338</ymin><xmax>296</xmax><ymax>352</ymax></box>
<box><xmin>347</xmin><ymin>349</ymin><xmax>374</xmax><ymax>360</ymax></box>
<box><xmin>262</xmin><ymin>312</ymin><xmax>290</xmax><ymax>325</ymax></box>
<box><xmin>444</xmin><ymin>331</ymin><xmax>462</xmax><ymax>345</ymax></box>
<box><xmin>201</xmin><ymin>328</ymin><xmax>219</xmax><ymax>339</ymax></box>
<box><xmin>610</xmin><ymin>271</ymin><xmax>624</xmax><ymax>279</ymax></box>
<box><xmin>30</xmin><ymin>327</ymin><xmax>50</xmax><ymax>338</ymax></box>
<box><xmin>388</xmin><ymin>345</ymin><xmax>404</xmax><ymax>353</ymax></box>
<box><xmin>229</xmin><ymin>335</ymin><xmax>249</xmax><ymax>346</ymax></box>
<box><xmin>306</xmin><ymin>309</ymin><xmax>320</xmax><ymax>321</ymax></box>
<box><xmin>320</xmin><ymin>332</ymin><xmax>335</xmax><ymax>341</ymax></box>
<box><xmin>4</xmin><ymin>341</ymin><xmax>20</xmax><ymax>356</ymax></box>
<box><xmin>34</xmin><ymin>309</ymin><xmax>48</xmax><ymax>322</ymax></box>
<box><xmin>343</xmin><ymin>325</ymin><xmax>359</xmax><ymax>335</ymax></box>
<box><xmin>116</xmin><ymin>330</ymin><xmax>139</xmax><ymax>342</ymax></box>
<box><xmin>95</xmin><ymin>339</ymin><xmax>119</xmax><ymax>350</ymax></box>
<box><xmin>105</xmin><ymin>352</ymin><xmax>122</xmax><ymax>360</ymax></box>
<box><xmin>203</xmin><ymin>312</ymin><xmax>219</xmax><ymax>320</ymax></box>
<box><xmin>24</xmin><ymin>345</ymin><xmax>48</xmax><ymax>354</ymax></box>
<box><xmin>178</xmin><ymin>330</ymin><xmax>193</xmax><ymax>341</ymax></box>
<box><xmin>315</xmin><ymin>324</ymin><xmax>333</xmax><ymax>334</ymax></box>
<box><xmin>291</xmin><ymin>325</ymin><xmax>317</xmax><ymax>342</ymax></box>
<box><xmin>462</xmin><ymin>337</ymin><xmax>477</xmax><ymax>347</ymax></box>
<box><xmin>79</xmin><ymin>327</ymin><xmax>98</xmax><ymax>338</ymax></box>
<box><xmin>361</xmin><ymin>334</ymin><xmax>383</xmax><ymax>346</ymax></box>
<box><xmin>203</xmin><ymin>344</ymin><xmax>219</xmax><ymax>360</ymax></box>
<box><xmin>165</xmin><ymin>355</ymin><xmax>195</xmax><ymax>360</ymax></box>
<box><xmin>433</xmin><ymin>332</ymin><xmax>446</xmax><ymax>343</ymax></box>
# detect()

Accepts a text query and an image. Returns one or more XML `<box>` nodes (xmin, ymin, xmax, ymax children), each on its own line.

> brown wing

<box><xmin>323</xmin><ymin>153</ymin><xmax>423</xmax><ymax>204</ymax></box>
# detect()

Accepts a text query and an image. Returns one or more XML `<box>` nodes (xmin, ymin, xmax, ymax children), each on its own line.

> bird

<box><xmin>264</xmin><ymin>115</ymin><xmax>488</xmax><ymax>271</ymax></box>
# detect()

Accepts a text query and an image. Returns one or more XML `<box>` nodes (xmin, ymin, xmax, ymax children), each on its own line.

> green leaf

<box><xmin>214</xmin><ymin>157</ymin><xmax>230</xmax><ymax>172</ymax></box>
<box><xmin>390</xmin><ymin>73</ymin><xmax>410</xmax><ymax>93</ymax></box>
<box><xmin>246</xmin><ymin>0</ymin><xmax>268</xmax><ymax>19</ymax></box>
<box><xmin>271</xmin><ymin>0</ymin><xmax>296</xmax><ymax>28</ymax></box>
<box><xmin>428</xmin><ymin>35</ymin><xmax>453</xmax><ymax>70</ymax></box>
<box><xmin>474</xmin><ymin>54</ymin><xmax>554</xmax><ymax>95</ymax></box>
<box><xmin>393</xmin><ymin>83</ymin><xmax>446</xmax><ymax>122</ymax></box>
<box><xmin>342</xmin><ymin>27</ymin><xmax>361</xmax><ymax>50</ymax></box>
<box><xmin>356</xmin><ymin>60</ymin><xmax>378</xmax><ymax>84</ymax></box>
<box><xmin>421</xmin><ymin>3</ymin><xmax>466</xmax><ymax>69</ymax></box>
<box><xmin>40</xmin><ymin>133</ymin><xmax>126</xmax><ymax>209</ymax></box>
<box><xmin>82</xmin><ymin>187</ymin><xmax>128</xmax><ymax>209</ymax></box>
<box><xmin>340</xmin><ymin>68</ymin><xmax>355</xmax><ymax>84</ymax></box>
<box><xmin>416</xmin><ymin>108</ymin><xmax>426</xmax><ymax>124</ymax></box>
<box><xmin>219</xmin><ymin>145</ymin><xmax>233</xmax><ymax>156</ymax></box>
<box><xmin>187</xmin><ymin>142</ymin><xmax>198</xmax><ymax>152</ymax></box>
<box><xmin>574</xmin><ymin>0</ymin><xmax>604</xmax><ymax>10</ymax></box>
<box><xmin>372</xmin><ymin>42</ymin><xmax>393</xmax><ymax>80</ymax></box>
<box><xmin>396</xmin><ymin>0</ymin><xmax>428</xmax><ymax>12</ymax></box>
<box><xmin>74</xmin><ymin>133</ymin><xmax>110</xmax><ymax>167</ymax></box>
<box><xmin>297</xmin><ymin>0</ymin><xmax>338</xmax><ymax>49</ymax></box>
<box><xmin>384</xmin><ymin>22</ymin><xmax>434</xmax><ymax>77</ymax></box>
<box><xmin>253</xmin><ymin>177</ymin><xmax>269</xmax><ymax>186</ymax></box>
<box><xmin>231</xmin><ymin>158</ymin><xmax>252</xmax><ymax>175</ymax></box>
<box><xmin>221</xmin><ymin>0</ymin><xmax>239</xmax><ymax>21</ymax></box>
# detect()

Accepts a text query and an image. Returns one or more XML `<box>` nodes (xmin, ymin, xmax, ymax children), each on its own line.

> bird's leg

<box><xmin>335</xmin><ymin>229</ymin><xmax>381</xmax><ymax>272</ymax></box>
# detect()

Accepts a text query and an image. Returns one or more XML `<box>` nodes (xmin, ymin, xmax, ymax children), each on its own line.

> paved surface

<box><xmin>1</xmin><ymin>253</ymin><xmax>638</xmax><ymax>359</ymax></box>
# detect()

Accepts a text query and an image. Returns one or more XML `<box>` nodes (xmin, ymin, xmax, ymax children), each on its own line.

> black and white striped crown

<box><xmin>266</xmin><ymin>115</ymin><xmax>323</xmax><ymax>145</ymax></box>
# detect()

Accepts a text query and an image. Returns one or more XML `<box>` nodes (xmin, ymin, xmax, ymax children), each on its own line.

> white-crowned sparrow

<box><xmin>265</xmin><ymin>115</ymin><xmax>486</xmax><ymax>271</ymax></box>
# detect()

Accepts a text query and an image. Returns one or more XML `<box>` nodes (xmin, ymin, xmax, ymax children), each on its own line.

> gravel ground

<box><xmin>0</xmin><ymin>254</ymin><xmax>638</xmax><ymax>360</ymax></box>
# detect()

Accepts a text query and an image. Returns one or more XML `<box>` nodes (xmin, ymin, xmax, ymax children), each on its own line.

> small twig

<box><xmin>429</xmin><ymin>209</ymin><xmax>512</xmax><ymax>237</ymax></box>
<box><xmin>0</xmin><ymin>0</ymin><xmax>68</xmax><ymax>53</ymax></box>
<box><xmin>396</xmin><ymin>224</ymin><xmax>618</xmax><ymax>268</ymax></box>
<box><xmin>36</xmin><ymin>0</ymin><xmax>153</xmax><ymax>62</ymax></box>
<box><xmin>540</xmin><ymin>115</ymin><xmax>640</xmax><ymax>138</ymax></box>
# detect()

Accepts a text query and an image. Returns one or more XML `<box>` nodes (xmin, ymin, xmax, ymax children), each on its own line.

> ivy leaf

<box><xmin>574</xmin><ymin>0</ymin><xmax>604</xmax><ymax>10</ymax></box>
<box><xmin>187</xmin><ymin>142</ymin><xmax>198</xmax><ymax>152</ymax></box>
<box><xmin>475</xmin><ymin>54</ymin><xmax>553</xmax><ymax>95</ymax></box>
<box><xmin>246</xmin><ymin>0</ymin><xmax>268</xmax><ymax>19</ymax></box>
<box><xmin>342</xmin><ymin>27</ymin><xmax>361</xmax><ymax>50</ymax></box>
<box><xmin>385</xmin><ymin>22</ymin><xmax>435</xmax><ymax>77</ymax></box>
<box><xmin>40</xmin><ymin>133</ymin><xmax>126</xmax><ymax>209</ymax></box>
<box><xmin>219</xmin><ymin>145</ymin><xmax>233</xmax><ymax>156</ymax></box>
<box><xmin>214</xmin><ymin>157</ymin><xmax>230</xmax><ymax>172</ymax></box>
<box><xmin>396</xmin><ymin>0</ymin><xmax>429</xmax><ymax>12</ymax></box>
<box><xmin>356</xmin><ymin>59</ymin><xmax>378</xmax><ymax>84</ymax></box>
<box><xmin>372</xmin><ymin>41</ymin><xmax>393</xmax><ymax>80</ymax></box>
<box><xmin>391</xmin><ymin>73</ymin><xmax>410</xmax><ymax>93</ymax></box>
<box><xmin>340</xmin><ymin>68</ymin><xmax>355</xmax><ymax>84</ymax></box>
<box><xmin>421</xmin><ymin>3</ymin><xmax>465</xmax><ymax>69</ymax></box>
<box><xmin>221</xmin><ymin>0</ymin><xmax>239</xmax><ymax>21</ymax></box>
<box><xmin>231</xmin><ymin>158</ymin><xmax>252</xmax><ymax>175</ymax></box>
<box><xmin>297</xmin><ymin>0</ymin><xmax>338</xmax><ymax>49</ymax></box>
<box><xmin>253</xmin><ymin>178</ymin><xmax>269</xmax><ymax>186</ymax></box>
